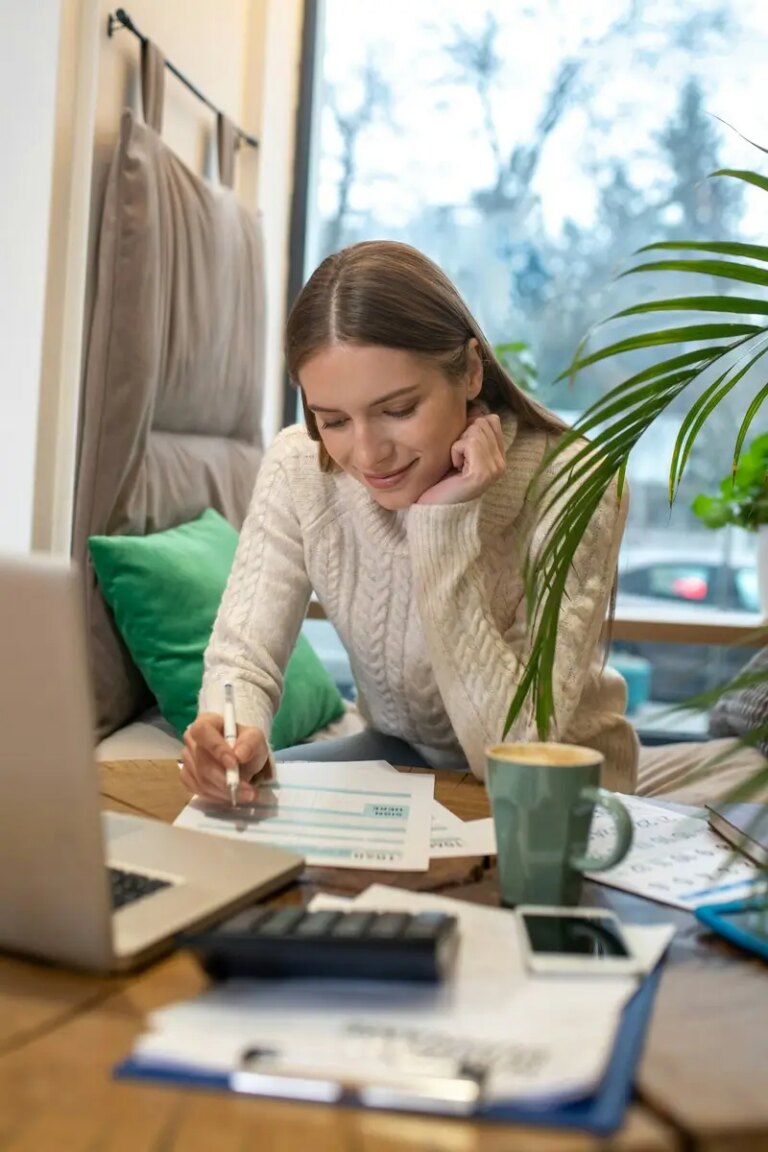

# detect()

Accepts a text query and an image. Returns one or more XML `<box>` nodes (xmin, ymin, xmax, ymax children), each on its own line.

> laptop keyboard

<box><xmin>108</xmin><ymin>866</ymin><xmax>172</xmax><ymax>911</ymax></box>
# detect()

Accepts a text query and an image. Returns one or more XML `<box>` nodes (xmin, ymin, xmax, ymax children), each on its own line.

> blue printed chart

<box><xmin>174</xmin><ymin>761</ymin><xmax>435</xmax><ymax>871</ymax></box>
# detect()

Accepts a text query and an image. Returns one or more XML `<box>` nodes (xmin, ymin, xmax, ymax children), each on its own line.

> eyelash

<box><xmin>320</xmin><ymin>404</ymin><xmax>417</xmax><ymax>431</ymax></box>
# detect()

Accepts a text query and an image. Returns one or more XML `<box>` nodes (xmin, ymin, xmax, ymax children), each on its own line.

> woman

<box><xmin>180</xmin><ymin>240</ymin><xmax>638</xmax><ymax>803</ymax></box>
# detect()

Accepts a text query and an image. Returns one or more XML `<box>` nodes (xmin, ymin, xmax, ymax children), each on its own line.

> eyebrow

<box><xmin>307</xmin><ymin>385</ymin><xmax>419</xmax><ymax>414</ymax></box>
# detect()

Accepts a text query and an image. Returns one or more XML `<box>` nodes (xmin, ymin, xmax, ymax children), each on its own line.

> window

<box><xmin>294</xmin><ymin>0</ymin><xmax>765</xmax><ymax>715</ymax></box>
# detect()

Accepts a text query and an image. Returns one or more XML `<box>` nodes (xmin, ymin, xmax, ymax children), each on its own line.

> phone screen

<box><xmin>522</xmin><ymin>913</ymin><xmax>631</xmax><ymax>958</ymax></box>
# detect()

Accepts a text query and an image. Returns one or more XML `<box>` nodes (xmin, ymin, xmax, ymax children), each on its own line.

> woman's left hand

<box><xmin>417</xmin><ymin>408</ymin><xmax>506</xmax><ymax>505</ymax></box>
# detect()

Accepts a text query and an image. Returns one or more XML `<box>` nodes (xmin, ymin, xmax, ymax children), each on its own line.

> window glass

<box><xmin>735</xmin><ymin>568</ymin><xmax>760</xmax><ymax>614</ymax></box>
<box><xmin>306</xmin><ymin>0</ymin><xmax>762</xmax><ymax>613</ymax></box>
<box><xmin>303</xmin><ymin>0</ymin><xmax>765</xmax><ymax>717</ymax></box>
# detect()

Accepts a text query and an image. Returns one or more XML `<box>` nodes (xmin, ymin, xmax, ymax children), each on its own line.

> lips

<box><xmin>363</xmin><ymin>461</ymin><xmax>416</xmax><ymax>490</ymax></box>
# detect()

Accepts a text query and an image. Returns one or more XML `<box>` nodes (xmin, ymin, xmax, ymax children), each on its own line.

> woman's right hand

<box><xmin>180</xmin><ymin>713</ymin><xmax>271</xmax><ymax>803</ymax></box>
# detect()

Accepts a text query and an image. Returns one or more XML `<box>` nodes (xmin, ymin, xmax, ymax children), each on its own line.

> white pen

<box><xmin>223</xmin><ymin>681</ymin><xmax>239</xmax><ymax>807</ymax></box>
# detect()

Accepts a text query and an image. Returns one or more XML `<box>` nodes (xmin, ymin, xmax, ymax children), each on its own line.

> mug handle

<box><xmin>569</xmin><ymin>785</ymin><xmax>634</xmax><ymax>873</ymax></box>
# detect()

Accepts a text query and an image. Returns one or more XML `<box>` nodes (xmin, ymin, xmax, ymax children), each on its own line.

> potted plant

<box><xmin>507</xmin><ymin>156</ymin><xmax>768</xmax><ymax>785</ymax></box>
<box><xmin>692</xmin><ymin>433</ymin><xmax>768</xmax><ymax>614</ymax></box>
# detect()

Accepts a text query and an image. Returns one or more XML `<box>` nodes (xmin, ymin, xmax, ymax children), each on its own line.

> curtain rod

<box><xmin>107</xmin><ymin>7</ymin><xmax>259</xmax><ymax>150</ymax></box>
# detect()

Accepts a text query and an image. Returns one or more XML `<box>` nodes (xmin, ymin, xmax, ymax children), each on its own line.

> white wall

<box><xmin>0</xmin><ymin>1</ymin><xmax>61</xmax><ymax>553</ymax></box>
<box><xmin>1</xmin><ymin>0</ymin><xmax>303</xmax><ymax>556</ymax></box>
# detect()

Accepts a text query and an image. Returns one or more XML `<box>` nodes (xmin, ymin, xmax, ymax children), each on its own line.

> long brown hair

<box><xmin>285</xmin><ymin>241</ymin><xmax>567</xmax><ymax>470</ymax></box>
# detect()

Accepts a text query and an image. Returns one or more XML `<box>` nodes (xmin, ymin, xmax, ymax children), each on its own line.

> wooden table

<box><xmin>0</xmin><ymin>762</ymin><xmax>765</xmax><ymax>1152</ymax></box>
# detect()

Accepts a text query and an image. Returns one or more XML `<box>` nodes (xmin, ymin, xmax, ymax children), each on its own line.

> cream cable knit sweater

<box><xmin>201</xmin><ymin>413</ymin><xmax>639</xmax><ymax>792</ymax></box>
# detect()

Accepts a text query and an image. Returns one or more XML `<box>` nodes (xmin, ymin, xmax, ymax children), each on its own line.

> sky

<box><xmin>313</xmin><ymin>0</ymin><xmax>768</xmax><ymax>239</ymax></box>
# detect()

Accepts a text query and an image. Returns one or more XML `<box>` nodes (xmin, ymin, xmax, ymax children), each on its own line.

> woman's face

<box><xmin>299</xmin><ymin>343</ymin><xmax>482</xmax><ymax>509</ymax></box>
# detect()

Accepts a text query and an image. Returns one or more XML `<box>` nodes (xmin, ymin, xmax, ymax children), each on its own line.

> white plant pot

<box><xmin>758</xmin><ymin>525</ymin><xmax>768</xmax><ymax>619</ymax></box>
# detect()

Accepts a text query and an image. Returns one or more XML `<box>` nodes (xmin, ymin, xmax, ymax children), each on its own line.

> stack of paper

<box><xmin>124</xmin><ymin>885</ymin><xmax>673</xmax><ymax>1109</ymax></box>
<box><xmin>430</xmin><ymin>802</ymin><xmax>495</xmax><ymax>858</ymax></box>
<box><xmin>175</xmin><ymin>760</ymin><xmax>498</xmax><ymax>870</ymax></box>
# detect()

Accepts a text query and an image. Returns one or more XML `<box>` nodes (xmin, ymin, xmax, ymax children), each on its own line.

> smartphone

<box><xmin>516</xmin><ymin>906</ymin><xmax>640</xmax><ymax>975</ymax></box>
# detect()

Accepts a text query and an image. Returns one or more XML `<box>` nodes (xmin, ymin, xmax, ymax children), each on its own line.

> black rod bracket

<box><xmin>105</xmin><ymin>7</ymin><xmax>258</xmax><ymax>149</ymax></box>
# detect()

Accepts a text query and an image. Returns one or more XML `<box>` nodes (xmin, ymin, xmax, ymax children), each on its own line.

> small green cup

<box><xmin>485</xmin><ymin>742</ymin><xmax>633</xmax><ymax>907</ymax></box>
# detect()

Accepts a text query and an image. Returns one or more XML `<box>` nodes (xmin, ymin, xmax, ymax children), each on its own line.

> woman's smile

<box><xmin>362</xmin><ymin>461</ymin><xmax>417</xmax><ymax>490</ymax></box>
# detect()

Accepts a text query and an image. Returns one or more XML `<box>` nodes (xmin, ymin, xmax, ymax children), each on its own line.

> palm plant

<box><xmin>505</xmin><ymin>158</ymin><xmax>768</xmax><ymax>796</ymax></box>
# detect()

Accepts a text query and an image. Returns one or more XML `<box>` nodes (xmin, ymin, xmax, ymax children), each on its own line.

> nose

<box><xmin>352</xmin><ymin>421</ymin><xmax>391</xmax><ymax>473</ymax></box>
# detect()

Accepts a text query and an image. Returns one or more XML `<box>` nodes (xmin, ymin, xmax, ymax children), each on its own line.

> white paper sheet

<box><xmin>131</xmin><ymin>885</ymin><xmax>673</xmax><ymax>1106</ymax></box>
<box><xmin>586</xmin><ymin>793</ymin><xmax>763</xmax><ymax>909</ymax></box>
<box><xmin>174</xmin><ymin>761</ymin><xmax>434</xmax><ymax>871</ymax></box>
<box><xmin>430</xmin><ymin>803</ymin><xmax>496</xmax><ymax>858</ymax></box>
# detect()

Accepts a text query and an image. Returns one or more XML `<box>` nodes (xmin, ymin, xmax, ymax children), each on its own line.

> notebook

<box><xmin>707</xmin><ymin>802</ymin><xmax>768</xmax><ymax>867</ymax></box>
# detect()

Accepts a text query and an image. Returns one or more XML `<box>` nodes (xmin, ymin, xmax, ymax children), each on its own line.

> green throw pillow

<box><xmin>88</xmin><ymin>509</ymin><xmax>344</xmax><ymax>748</ymax></box>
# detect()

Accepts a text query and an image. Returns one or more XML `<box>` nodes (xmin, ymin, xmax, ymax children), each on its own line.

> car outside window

<box><xmin>647</xmin><ymin>565</ymin><xmax>710</xmax><ymax>604</ymax></box>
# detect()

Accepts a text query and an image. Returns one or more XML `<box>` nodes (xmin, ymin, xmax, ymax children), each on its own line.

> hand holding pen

<box><xmin>179</xmin><ymin>688</ymin><xmax>276</xmax><ymax>805</ymax></box>
<box><xmin>223</xmin><ymin>682</ymin><xmax>241</xmax><ymax>807</ymax></box>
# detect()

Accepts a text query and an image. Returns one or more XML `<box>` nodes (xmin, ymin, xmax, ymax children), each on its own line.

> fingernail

<box><xmin>240</xmin><ymin>785</ymin><xmax>255</xmax><ymax>802</ymax></box>
<box><xmin>224</xmin><ymin>754</ymin><xmax>238</xmax><ymax>771</ymax></box>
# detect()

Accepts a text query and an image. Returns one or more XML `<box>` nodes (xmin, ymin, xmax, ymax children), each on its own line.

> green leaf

<box><xmin>555</xmin><ymin>346</ymin><xmax>721</xmax><ymax>388</ymax></box>
<box><xmin>610</xmin><ymin>296</ymin><xmax>768</xmax><ymax>319</ymax></box>
<box><xmin>623</xmin><ymin>258</ymin><xmax>768</xmax><ymax>288</ymax></box>
<box><xmin>560</xmin><ymin>327</ymin><xmax>757</xmax><ymax>376</ymax></box>
<box><xmin>671</xmin><ymin>341</ymin><xmax>768</xmax><ymax>497</ymax></box>
<box><xmin>733</xmin><ymin>384</ymin><xmax>768</xmax><ymax>466</ymax></box>
<box><xmin>495</xmin><ymin>341</ymin><xmax>529</xmax><ymax>354</ymax></box>
<box><xmin>711</xmin><ymin>168</ymin><xmax>768</xmax><ymax>194</ymax></box>
<box><xmin>639</xmin><ymin>239</ymin><xmax>768</xmax><ymax>264</ymax></box>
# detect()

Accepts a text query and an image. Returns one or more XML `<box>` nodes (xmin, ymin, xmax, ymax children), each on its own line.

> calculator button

<box><xmin>259</xmin><ymin>907</ymin><xmax>306</xmax><ymax>936</ymax></box>
<box><xmin>402</xmin><ymin>912</ymin><xmax>453</xmax><ymax>939</ymax></box>
<box><xmin>294</xmin><ymin>911</ymin><xmax>342</xmax><ymax>937</ymax></box>
<box><xmin>330</xmin><ymin>911</ymin><xmax>376</xmax><ymax>938</ymax></box>
<box><xmin>366</xmin><ymin>912</ymin><xmax>411</xmax><ymax>937</ymax></box>
<box><xmin>242</xmin><ymin>907</ymin><xmax>274</xmax><ymax>933</ymax></box>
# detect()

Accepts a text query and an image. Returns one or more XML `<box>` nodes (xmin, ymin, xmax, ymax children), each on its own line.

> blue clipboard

<box><xmin>115</xmin><ymin>963</ymin><xmax>663</xmax><ymax>1136</ymax></box>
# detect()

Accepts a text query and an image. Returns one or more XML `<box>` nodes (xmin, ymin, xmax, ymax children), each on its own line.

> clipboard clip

<box><xmin>231</xmin><ymin>1045</ymin><xmax>486</xmax><ymax>1115</ymax></box>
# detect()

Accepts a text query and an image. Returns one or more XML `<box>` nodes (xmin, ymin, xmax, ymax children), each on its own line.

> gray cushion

<box><xmin>708</xmin><ymin>647</ymin><xmax>768</xmax><ymax>757</ymax></box>
<box><xmin>73</xmin><ymin>110</ymin><xmax>266</xmax><ymax>739</ymax></box>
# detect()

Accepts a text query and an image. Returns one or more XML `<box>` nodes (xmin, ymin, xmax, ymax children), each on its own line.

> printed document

<box><xmin>174</xmin><ymin>761</ymin><xmax>434</xmax><ymax>871</ymax></box>
<box><xmin>129</xmin><ymin>885</ymin><xmax>673</xmax><ymax>1106</ymax></box>
<box><xmin>586</xmin><ymin>793</ymin><xmax>762</xmax><ymax>909</ymax></box>
<box><xmin>430</xmin><ymin>803</ymin><xmax>496</xmax><ymax>858</ymax></box>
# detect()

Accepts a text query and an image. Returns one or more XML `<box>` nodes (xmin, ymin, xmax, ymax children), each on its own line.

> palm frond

<box><xmin>734</xmin><ymin>383</ymin><xmax>768</xmax><ymax>464</ymax></box>
<box><xmin>670</xmin><ymin>341</ymin><xmax>768</xmax><ymax>498</ymax></box>
<box><xmin>508</xmin><ymin>161</ymin><xmax>768</xmax><ymax>743</ymax></box>
<box><xmin>611</xmin><ymin>296</ymin><xmax>768</xmax><ymax>319</ymax></box>
<box><xmin>623</xmin><ymin>258</ymin><xmax>768</xmax><ymax>288</ymax></box>
<box><xmin>638</xmin><ymin>239</ymin><xmax>768</xmax><ymax>263</ymax></box>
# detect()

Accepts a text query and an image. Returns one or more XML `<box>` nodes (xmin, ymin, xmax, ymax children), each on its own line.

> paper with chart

<box><xmin>174</xmin><ymin>760</ymin><xmax>434</xmax><ymax>871</ymax></box>
<box><xmin>586</xmin><ymin>794</ymin><xmax>763</xmax><ymax>909</ymax></box>
<box><xmin>128</xmin><ymin>884</ymin><xmax>673</xmax><ymax>1106</ymax></box>
<box><xmin>372</xmin><ymin>760</ymin><xmax>497</xmax><ymax>858</ymax></box>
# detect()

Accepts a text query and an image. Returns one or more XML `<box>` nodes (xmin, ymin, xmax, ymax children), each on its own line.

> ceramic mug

<box><xmin>485</xmin><ymin>742</ymin><xmax>633</xmax><ymax>906</ymax></box>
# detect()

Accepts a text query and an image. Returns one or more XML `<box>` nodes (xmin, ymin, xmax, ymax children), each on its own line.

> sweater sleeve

<box><xmin>199</xmin><ymin>437</ymin><xmax>312</xmax><ymax>732</ymax></box>
<box><xmin>406</xmin><ymin>477</ymin><xmax>628</xmax><ymax>780</ymax></box>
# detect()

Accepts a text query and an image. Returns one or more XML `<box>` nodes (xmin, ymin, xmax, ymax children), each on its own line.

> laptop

<box><xmin>0</xmin><ymin>553</ymin><xmax>303</xmax><ymax>972</ymax></box>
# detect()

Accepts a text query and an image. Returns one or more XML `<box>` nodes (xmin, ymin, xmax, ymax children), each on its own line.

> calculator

<box><xmin>181</xmin><ymin>906</ymin><xmax>460</xmax><ymax>982</ymax></box>
<box><xmin>695</xmin><ymin>896</ymin><xmax>768</xmax><ymax>962</ymax></box>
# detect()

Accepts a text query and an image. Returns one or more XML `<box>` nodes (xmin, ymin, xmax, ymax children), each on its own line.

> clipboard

<box><xmin>114</xmin><ymin>963</ymin><xmax>663</xmax><ymax>1136</ymax></box>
